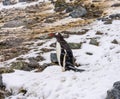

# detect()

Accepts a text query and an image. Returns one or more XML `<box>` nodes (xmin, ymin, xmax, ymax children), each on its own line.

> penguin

<box><xmin>52</xmin><ymin>33</ymin><xmax>85</xmax><ymax>72</ymax></box>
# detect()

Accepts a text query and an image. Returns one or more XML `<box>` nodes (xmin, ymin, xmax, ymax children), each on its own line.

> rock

<box><xmin>44</xmin><ymin>18</ymin><xmax>55</xmax><ymax>23</ymax></box>
<box><xmin>2</xmin><ymin>0</ymin><xmax>11</xmax><ymax>5</ymax></box>
<box><xmin>0</xmin><ymin>37</ymin><xmax>24</xmax><ymax>48</ymax></box>
<box><xmin>0</xmin><ymin>67</ymin><xmax>14</xmax><ymax>74</ymax></box>
<box><xmin>113</xmin><ymin>81</ymin><xmax>120</xmax><ymax>90</ymax></box>
<box><xmin>111</xmin><ymin>39</ymin><xmax>119</xmax><ymax>44</ymax></box>
<box><xmin>0</xmin><ymin>75</ymin><xmax>3</xmax><ymax>89</ymax></box>
<box><xmin>0</xmin><ymin>75</ymin><xmax>5</xmax><ymax>99</ymax></box>
<box><xmin>106</xmin><ymin>81</ymin><xmax>120</xmax><ymax>99</ymax></box>
<box><xmin>89</xmin><ymin>38</ymin><xmax>99</xmax><ymax>46</ymax></box>
<box><xmin>11</xmin><ymin>61</ymin><xmax>31</xmax><ymax>71</ymax></box>
<box><xmin>54</xmin><ymin>0</ymin><xmax>67</xmax><ymax>12</ymax></box>
<box><xmin>3</xmin><ymin>20</ymin><xmax>24</xmax><ymax>28</ymax></box>
<box><xmin>69</xmin><ymin>43</ymin><xmax>82</xmax><ymax>49</ymax></box>
<box><xmin>69</xmin><ymin>6</ymin><xmax>87</xmax><ymax>18</ymax></box>
<box><xmin>104</xmin><ymin>19</ymin><xmax>112</xmax><ymax>24</ymax></box>
<box><xmin>50</xmin><ymin>53</ymin><xmax>58</xmax><ymax>64</ymax></box>
<box><xmin>96</xmin><ymin>31</ymin><xmax>103</xmax><ymax>35</ymax></box>
<box><xmin>86</xmin><ymin>52</ymin><xmax>93</xmax><ymax>55</ymax></box>
<box><xmin>19</xmin><ymin>0</ymin><xmax>26</xmax><ymax>2</ymax></box>
<box><xmin>92</xmin><ymin>0</ymin><xmax>101</xmax><ymax>2</ymax></box>
<box><xmin>41</xmin><ymin>48</ymin><xmax>54</xmax><ymax>52</ymax></box>
<box><xmin>0</xmin><ymin>90</ymin><xmax>5</xmax><ymax>99</ymax></box>
<box><xmin>111</xmin><ymin>3</ymin><xmax>120</xmax><ymax>7</ymax></box>
<box><xmin>66</xmin><ymin>6</ymin><xmax>74</xmax><ymax>13</ymax></box>
<box><xmin>28</xmin><ymin>57</ymin><xmax>39</xmax><ymax>68</ymax></box>
<box><xmin>109</xmin><ymin>14</ymin><xmax>120</xmax><ymax>19</ymax></box>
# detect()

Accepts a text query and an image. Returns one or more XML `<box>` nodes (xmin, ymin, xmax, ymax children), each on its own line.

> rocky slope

<box><xmin>0</xmin><ymin>0</ymin><xmax>120</xmax><ymax>98</ymax></box>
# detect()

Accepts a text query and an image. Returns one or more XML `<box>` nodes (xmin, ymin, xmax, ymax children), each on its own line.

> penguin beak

<box><xmin>48</xmin><ymin>33</ymin><xmax>55</xmax><ymax>38</ymax></box>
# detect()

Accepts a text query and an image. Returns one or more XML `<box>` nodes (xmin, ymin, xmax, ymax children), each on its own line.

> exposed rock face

<box><xmin>106</xmin><ymin>81</ymin><xmax>120</xmax><ymax>99</ymax></box>
<box><xmin>69</xmin><ymin>6</ymin><xmax>87</xmax><ymax>18</ymax></box>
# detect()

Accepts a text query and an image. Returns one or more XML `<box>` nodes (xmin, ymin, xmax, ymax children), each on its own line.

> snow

<box><xmin>2</xmin><ymin>19</ymin><xmax>120</xmax><ymax>99</ymax></box>
<box><xmin>0</xmin><ymin>0</ymin><xmax>48</xmax><ymax>10</ymax></box>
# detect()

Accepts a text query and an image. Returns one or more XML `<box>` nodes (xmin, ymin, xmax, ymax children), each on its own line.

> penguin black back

<box><xmin>55</xmin><ymin>33</ymin><xmax>75</xmax><ymax>71</ymax></box>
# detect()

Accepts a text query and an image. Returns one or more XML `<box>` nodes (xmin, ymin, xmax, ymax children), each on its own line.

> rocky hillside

<box><xmin>0</xmin><ymin>0</ymin><xmax>120</xmax><ymax>99</ymax></box>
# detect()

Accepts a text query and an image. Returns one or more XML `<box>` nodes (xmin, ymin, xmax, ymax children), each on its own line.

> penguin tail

<box><xmin>68</xmin><ymin>65</ymin><xmax>85</xmax><ymax>72</ymax></box>
<box><xmin>66</xmin><ymin>62</ymin><xmax>85</xmax><ymax>72</ymax></box>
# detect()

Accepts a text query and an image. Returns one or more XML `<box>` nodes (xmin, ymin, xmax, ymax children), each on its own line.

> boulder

<box><xmin>69</xmin><ymin>6</ymin><xmax>87</xmax><ymax>18</ymax></box>
<box><xmin>89</xmin><ymin>38</ymin><xmax>99</xmax><ymax>46</ymax></box>
<box><xmin>109</xmin><ymin>14</ymin><xmax>120</xmax><ymax>19</ymax></box>
<box><xmin>69</xmin><ymin>43</ymin><xmax>82</xmax><ymax>49</ymax></box>
<box><xmin>50</xmin><ymin>53</ymin><xmax>58</xmax><ymax>64</ymax></box>
<box><xmin>66</xmin><ymin>6</ymin><xmax>74</xmax><ymax>13</ymax></box>
<box><xmin>106</xmin><ymin>81</ymin><xmax>120</xmax><ymax>99</ymax></box>
<box><xmin>2</xmin><ymin>0</ymin><xmax>11</xmax><ymax>5</ymax></box>
<box><xmin>11</xmin><ymin>61</ymin><xmax>31</xmax><ymax>71</ymax></box>
<box><xmin>28</xmin><ymin>57</ymin><xmax>39</xmax><ymax>68</ymax></box>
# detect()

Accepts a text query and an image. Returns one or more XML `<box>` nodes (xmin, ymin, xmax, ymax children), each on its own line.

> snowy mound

<box><xmin>2</xmin><ymin>19</ymin><xmax>120</xmax><ymax>99</ymax></box>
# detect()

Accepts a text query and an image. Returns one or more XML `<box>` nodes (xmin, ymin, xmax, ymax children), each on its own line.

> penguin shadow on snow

<box><xmin>49</xmin><ymin>33</ymin><xmax>85</xmax><ymax>72</ymax></box>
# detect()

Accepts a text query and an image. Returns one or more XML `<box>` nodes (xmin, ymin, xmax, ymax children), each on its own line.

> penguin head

<box><xmin>48</xmin><ymin>33</ymin><xmax>63</xmax><ymax>40</ymax></box>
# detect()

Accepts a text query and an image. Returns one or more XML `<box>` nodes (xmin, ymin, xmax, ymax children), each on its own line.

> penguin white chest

<box><xmin>56</xmin><ymin>42</ymin><xmax>61</xmax><ymax>66</ymax></box>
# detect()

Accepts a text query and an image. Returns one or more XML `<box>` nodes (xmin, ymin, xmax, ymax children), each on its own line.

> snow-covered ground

<box><xmin>2</xmin><ymin>19</ymin><xmax>120</xmax><ymax>99</ymax></box>
<box><xmin>0</xmin><ymin>0</ymin><xmax>48</xmax><ymax>10</ymax></box>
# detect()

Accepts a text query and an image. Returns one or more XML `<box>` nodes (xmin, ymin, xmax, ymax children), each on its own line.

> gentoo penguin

<box><xmin>49</xmin><ymin>33</ymin><xmax>85</xmax><ymax>72</ymax></box>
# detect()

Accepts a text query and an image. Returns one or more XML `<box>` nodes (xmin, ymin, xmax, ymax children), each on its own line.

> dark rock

<box><xmin>92</xmin><ymin>0</ymin><xmax>101</xmax><ymax>2</ymax></box>
<box><xmin>44</xmin><ymin>18</ymin><xmax>55</xmax><ymax>23</ymax></box>
<box><xmin>66</xmin><ymin>6</ymin><xmax>74</xmax><ymax>13</ymax></box>
<box><xmin>69</xmin><ymin>6</ymin><xmax>87</xmax><ymax>18</ymax></box>
<box><xmin>2</xmin><ymin>0</ymin><xmax>10</xmax><ymax>5</ymax></box>
<box><xmin>50</xmin><ymin>53</ymin><xmax>58</xmax><ymax>64</ymax></box>
<box><xmin>111</xmin><ymin>3</ymin><xmax>120</xmax><ymax>7</ymax></box>
<box><xmin>0</xmin><ymin>75</ymin><xmax>5</xmax><ymax>99</ymax></box>
<box><xmin>109</xmin><ymin>14</ymin><xmax>120</xmax><ymax>19</ymax></box>
<box><xmin>35</xmin><ymin>56</ymin><xmax>45</xmax><ymax>62</ymax></box>
<box><xmin>111</xmin><ymin>39</ymin><xmax>119</xmax><ymax>44</ymax></box>
<box><xmin>106</xmin><ymin>81</ymin><xmax>120</xmax><ymax>99</ymax></box>
<box><xmin>104</xmin><ymin>19</ymin><xmax>112</xmax><ymax>24</ymax></box>
<box><xmin>86</xmin><ymin>52</ymin><xmax>93</xmax><ymax>55</ymax></box>
<box><xmin>3</xmin><ymin>20</ymin><xmax>24</xmax><ymax>28</ymax></box>
<box><xmin>50</xmin><ymin>42</ymin><xmax>56</xmax><ymax>47</ymax></box>
<box><xmin>41</xmin><ymin>48</ymin><xmax>54</xmax><ymax>52</ymax></box>
<box><xmin>113</xmin><ymin>81</ymin><xmax>120</xmax><ymax>91</ymax></box>
<box><xmin>0</xmin><ymin>90</ymin><xmax>5</xmax><ymax>99</ymax></box>
<box><xmin>96</xmin><ymin>31</ymin><xmax>103</xmax><ymax>35</ymax></box>
<box><xmin>11</xmin><ymin>61</ymin><xmax>31</xmax><ymax>71</ymax></box>
<box><xmin>69</xmin><ymin>43</ymin><xmax>82</xmax><ymax>49</ymax></box>
<box><xmin>106</xmin><ymin>89</ymin><xmax>120</xmax><ymax>99</ymax></box>
<box><xmin>97</xmin><ymin>17</ymin><xmax>110</xmax><ymax>22</ymax></box>
<box><xmin>54</xmin><ymin>0</ymin><xmax>67</xmax><ymax>12</ymax></box>
<box><xmin>28</xmin><ymin>57</ymin><xmax>39</xmax><ymax>68</ymax></box>
<box><xmin>0</xmin><ymin>67</ymin><xmax>14</xmax><ymax>74</ymax></box>
<box><xmin>0</xmin><ymin>37</ymin><xmax>24</xmax><ymax>48</ymax></box>
<box><xmin>0</xmin><ymin>75</ymin><xmax>3</xmax><ymax>88</ymax></box>
<box><xmin>89</xmin><ymin>38</ymin><xmax>99</xmax><ymax>46</ymax></box>
<box><xmin>19</xmin><ymin>0</ymin><xmax>27</xmax><ymax>2</ymax></box>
